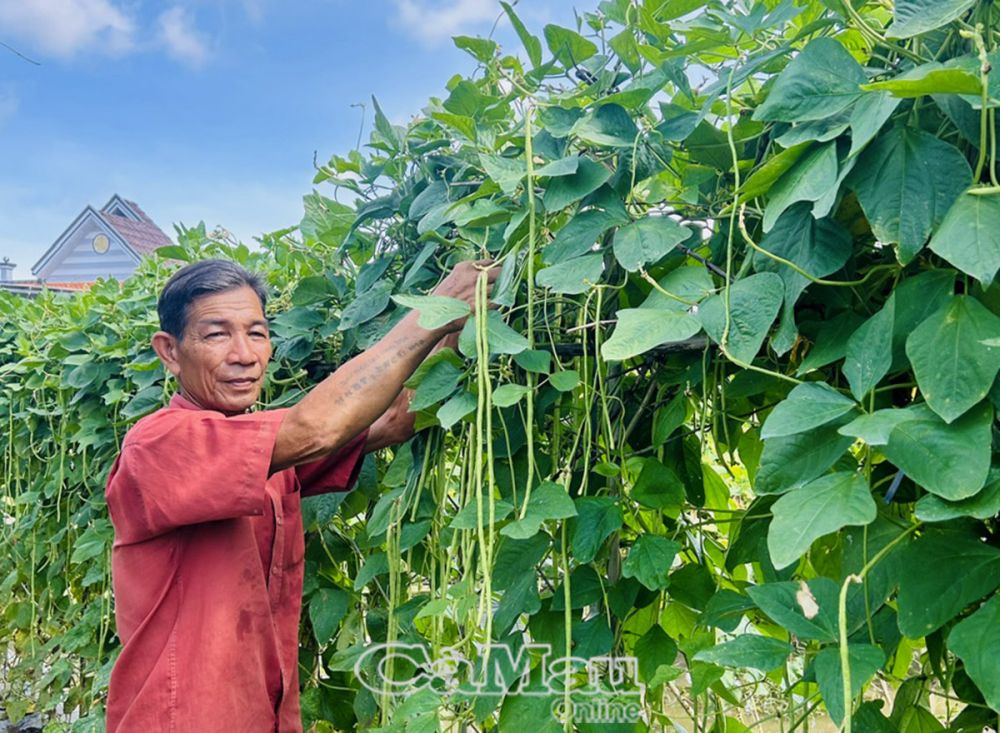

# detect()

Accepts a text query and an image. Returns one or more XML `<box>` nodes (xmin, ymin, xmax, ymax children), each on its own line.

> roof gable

<box><xmin>32</xmin><ymin>207</ymin><xmax>139</xmax><ymax>280</ymax></box>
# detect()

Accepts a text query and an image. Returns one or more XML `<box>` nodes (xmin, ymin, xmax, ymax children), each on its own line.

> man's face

<box><xmin>154</xmin><ymin>286</ymin><xmax>272</xmax><ymax>415</ymax></box>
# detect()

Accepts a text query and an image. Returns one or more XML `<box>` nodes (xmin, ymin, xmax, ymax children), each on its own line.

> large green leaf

<box><xmin>915</xmin><ymin>468</ymin><xmax>1000</xmax><ymax>522</ymax></box>
<box><xmin>612</xmin><ymin>216</ymin><xmax>691</xmax><ymax>271</ymax></box>
<box><xmin>848</xmin><ymin>92</ymin><xmax>902</xmax><ymax>157</ymax></box>
<box><xmin>622</xmin><ymin>535</ymin><xmax>681</xmax><ymax>590</ymax></box>
<box><xmin>948</xmin><ymin>593</ymin><xmax>1000</xmax><ymax>711</ymax></box>
<box><xmin>882</xmin><ymin>402</ymin><xmax>992</xmax><ymax>500</ymax></box>
<box><xmin>814</xmin><ymin>645</ymin><xmax>885</xmax><ymax>725</ymax></box>
<box><xmin>848</xmin><ymin>127</ymin><xmax>971</xmax><ymax>264</ymax></box>
<box><xmin>390</xmin><ymin>294</ymin><xmax>470</xmax><ymax>331</ymax></box>
<box><xmin>571</xmin><ymin>104</ymin><xmax>639</xmax><ymax>148</ymax></box>
<box><xmin>763</xmin><ymin>142</ymin><xmax>838</xmax><ymax>231</ymax></box>
<box><xmin>542</xmin><ymin>157</ymin><xmax>611</xmax><ymax>211</ymax></box>
<box><xmin>601</xmin><ymin>308</ymin><xmax>701</xmax><ymax>361</ymax></box>
<box><xmin>760</xmin><ymin>382</ymin><xmax>857</xmax><ymax>439</ymax></box>
<box><xmin>755</xmin><ymin>204</ymin><xmax>853</xmax><ymax>308</ymax></box>
<box><xmin>747</xmin><ymin>578</ymin><xmax>839</xmax><ymax>642</ymax></box>
<box><xmin>309</xmin><ymin>588</ymin><xmax>349</xmax><ymax>645</ymax></box>
<box><xmin>886</xmin><ymin>0</ymin><xmax>976</xmax><ymax>38</ymax></box>
<box><xmin>571</xmin><ymin>496</ymin><xmax>623</xmax><ymax>564</ymax></box>
<box><xmin>543</xmin><ymin>24</ymin><xmax>598</xmax><ymax>68</ymax></box>
<box><xmin>755</xmin><ymin>422</ymin><xmax>855</xmax><ymax>495</ymax></box>
<box><xmin>693</xmin><ymin>635</ymin><xmax>793</xmax><ymax>672</ymax></box>
<box><xmin>906</xmin><ymin>296</ymin><xmax>1000</xmax><ymax>423</ymax></box>
<box><xmin>501</xmin><ymin>1</ymin><xmax>542</xmax><ymax>67</ymax></box>
<box><xmin>633</xmin><ymin>625</ymin><xmax>678</xmax><ymax>684</ymax></box>
<box><xmin>843</xmin><ymin>297</ymin><xmax>895</xmax><ymax>401</ymax></box>
<box><xmin>838</xmin><ymin>409</ymin><xmax>915</xmax><ymax>446</ymax></box>
<box><xmin>631</xmin><ymin>457</ymin><xmax>686</xmax><ymax>510</ymax></box>
<box><xmin>500</xmin><ymin>481</ymin><xmax>578</xmax><ymax>540</ymax></box>
<box><xmin>543</xmin><ymin>208</ymin><xmax>628</xmax><ymax>265</ymax></box>
<box><xmin>897</xmin><ymin>528</ymin><xmax>1000</xmax><ymax>637</ymax></box>
<box><xmin>862</xmin><ymin>62</ymin><xmax>981</xmax><ymax>97</ymax></box>
<box><xmin>767</xmin><ymin>472</ymin><xmax>877</xmax><ymax>570</ymax></box>
<box><xmin>929</xmin><ymin>191</ymin><xmax>1000</xmax><ymax>286</ymax></box>
<box><xmin>753</xmin><ymin>38</ymin><xmax>866</xmax><ymax>122</ymax></box>
<box><xmin>535</xmin><ymin>254</ymin><xmax>605</xmax><ymax>294</ymax></box>
<box><xmin>697</xmin><ymin>273</ymin><xmax>784</xmax><ymax>363</ymax></box>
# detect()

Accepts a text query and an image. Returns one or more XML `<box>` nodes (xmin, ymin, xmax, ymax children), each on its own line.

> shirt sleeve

<box><xmin>105</xmin><ymin>408</ymin><xmax>287</xmax><ymax>544</ymax></box>
<box><xmin>294</xmin><ymin>428</ymin><xmax>369</xmax><ymax>498</ymax></box>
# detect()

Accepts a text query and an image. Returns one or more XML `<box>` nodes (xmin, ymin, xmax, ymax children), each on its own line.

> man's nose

<box><xmin>228</xmin><ymin>333</ymin><xmax>257</xmax><ymax>364</ymax></box>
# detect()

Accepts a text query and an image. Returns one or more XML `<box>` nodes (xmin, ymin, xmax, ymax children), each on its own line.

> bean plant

<box><xmin>5</xmin><ymin>1</ymin><xmax>1000</xmax><ymax>731</ymax></box>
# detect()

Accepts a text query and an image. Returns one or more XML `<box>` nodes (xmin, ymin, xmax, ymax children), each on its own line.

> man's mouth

<box><xmin>226</xmin><ymin>377</ymin><xmax>258</xmax><ymax>388</ymax></box>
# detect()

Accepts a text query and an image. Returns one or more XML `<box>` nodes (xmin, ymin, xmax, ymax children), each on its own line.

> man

<box><xmin>104</xmin><ymin>258</ymin><xmax>494</xmax><ymax>732</ymax></box>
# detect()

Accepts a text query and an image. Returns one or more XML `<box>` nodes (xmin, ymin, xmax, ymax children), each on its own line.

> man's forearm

<box><xmin>270</xmin><ymin>311</ymin><xmax>447</xmax><ymax>471</ymax></box>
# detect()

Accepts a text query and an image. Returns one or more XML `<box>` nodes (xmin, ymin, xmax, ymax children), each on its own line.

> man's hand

<box><xmin>430</xmin><ymin>259</ymin><xmax>499</xmax><ymax>332</ymax></box>
<box><xmin>269</xmin><ymin>261</ymin><xmax>497</xmax><ymax>472</ymax></box>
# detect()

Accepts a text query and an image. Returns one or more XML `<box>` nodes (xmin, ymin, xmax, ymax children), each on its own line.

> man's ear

<box><xmin>151</xmin><ymin>331</ymin><xmax>182</xmax><ymax>378</ymax></box>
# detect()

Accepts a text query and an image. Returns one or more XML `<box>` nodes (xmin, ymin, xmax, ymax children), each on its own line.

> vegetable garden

<box><xmin>6</xmin><ymin>0</ymin><xmax>1000</xmax><ymax>730</ymax></box>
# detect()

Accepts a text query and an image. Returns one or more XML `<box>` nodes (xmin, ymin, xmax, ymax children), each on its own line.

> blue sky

<box><xmin>0</xmin><ymin>0</ymin><xmax>574</xmax><ymax>278</ymax></box>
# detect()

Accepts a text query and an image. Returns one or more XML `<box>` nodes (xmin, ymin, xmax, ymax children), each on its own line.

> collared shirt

<box><xmin>104</xmin><ymin>392</ymin><xmax>367</xmax><ymax>733</ymax></box>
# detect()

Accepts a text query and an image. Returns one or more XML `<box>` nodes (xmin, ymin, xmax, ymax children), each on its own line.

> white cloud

<box><xmin>0</xmin><ymin>0</ymin><xmax>134</xmax><ymax>57</ymax></box>
<box><xmin>157</xmin><ymin>6</ymin><xmax>210</xmax><ymax>67</ymax></box>
<box><xmin>392</xmin><ymin>0</ymin><xmax>500</xmax><ymax>45</ymax></box>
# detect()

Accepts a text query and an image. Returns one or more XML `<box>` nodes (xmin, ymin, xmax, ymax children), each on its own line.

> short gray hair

<box><xmin>158</xmin><ymin>259</ymin><xmax>268</xmax><ymax>339</ymax></box>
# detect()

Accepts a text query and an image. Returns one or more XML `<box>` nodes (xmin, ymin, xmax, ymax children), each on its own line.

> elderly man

<box><xmin>104</xmin><ymin>258</ymin><xmax>494</xmax><ymax>732</ymax></box>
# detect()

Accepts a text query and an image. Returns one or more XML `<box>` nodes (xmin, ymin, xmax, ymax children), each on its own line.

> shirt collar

<box><xmin>168</xmin><ymin>391</ymin><xmax>255</xmax><ymax>415</ymax></box>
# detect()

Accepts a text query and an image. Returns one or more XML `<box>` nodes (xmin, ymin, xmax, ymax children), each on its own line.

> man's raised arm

<box><xmin>269</xmin><ymin>260</ymin><xmax>495</xmax><ymax>472</ymax></box>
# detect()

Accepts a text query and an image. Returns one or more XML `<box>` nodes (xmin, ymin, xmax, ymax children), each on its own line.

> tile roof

<box><xmin>100</xmin><ymin>212</ymin><xmax>172</xmax><ymax>256</ymax></box>
<box><xmin>0</xmin><ymin>280</ymin><xmax>94</xmax><ymax>294</ymax></box>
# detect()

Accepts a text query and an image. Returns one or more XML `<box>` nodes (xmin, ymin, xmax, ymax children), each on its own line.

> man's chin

<box><xmin>214</xmin><ymin>385</ymin><xmax>262</xmax><ymax>414</ymax></box>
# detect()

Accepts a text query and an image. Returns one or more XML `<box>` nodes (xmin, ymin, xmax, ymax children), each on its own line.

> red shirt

<box><xmin>104</xmin><ymin>393</ymin><xmax>367</xmax><ymax>733</ymax></box>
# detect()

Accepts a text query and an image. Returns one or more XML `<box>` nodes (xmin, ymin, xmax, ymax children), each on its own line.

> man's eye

<box><xmin>206</xmin><ymin>332</ymin><xmax>226</xmax><ymax>339</ymax></box>
<box><xmin>250</xmin><ymin>331</ymin><xmax>268</xmax><ymax>339</ymax></box>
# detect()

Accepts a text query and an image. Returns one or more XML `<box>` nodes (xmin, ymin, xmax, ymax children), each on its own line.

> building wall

<box><xmin>36</xmin><ymin>218</ymin><xmax>138</xmax><ymax>282</ymax></box>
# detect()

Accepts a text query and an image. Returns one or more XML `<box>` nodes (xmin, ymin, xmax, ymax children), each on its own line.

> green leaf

<box><xmin>702</xmin><ymin>590</ymin><xmax>756</xmax><ymax>633</ymax></box>
<box><xmin>838</xmin><ymin>409</ymin><xmax>914</xmax><ymax>446</ymax></box>
<box><xmin>886</xmin><ymin>0</ymin><xmax>976</xmax><ymax>39</ymax></box>
<box><xmin>542</xmin><ymin>157</ymin><xmax>611</xmax><ymax>211</ymax></box>
<box><xmin>633</xmin><ymin>625</ymin><xmax>678</xmax><ymax>684</ymax></box>
<box><xmin>391</xmin><ymin>294</ymin><xmax>471</xmax><ymax>330</ymax></box>
<box><xmin>848</xmin><ymin>127</ymin><xmax>971</xmax><ymax>264</ymax></box>
<box><xmin>534</xmin><ymin>155</ymin><xmax>580</xmax><ymax>178</ymax></box>
<box><xmin>631</xmin><ymin>457</ymin><xmax>686</xmax><ymax>510</ymax></box>
<box><xmin>453</xmin><ymin>35</ymin><xmax>497</xmax><ymax>63</ymax></box>
<box><xmin>929</xmin><ymin>191</ymin><xmax>1000</xmax><ymax>286</ymax></box>
<box><xmin>500</xmin><ymin>482</ymin><xmax>578</xmax><ymax>540</ymax></box>
<box><xmin>755</xmin><ymin>423</ymin><xmax>855</xmax><ymax>495</ymax></box>
<box><xmin>882</xmin><ymin>402</ymin><xmax>992</xmax><ymax>500</ymax></box>
<box><xmin>747</xmin><ymin>578</ymin><xmax>839</xmax><ymax>642</ymax></box>
<box><xmin>409</xmin><ymin>360</ymin><xmax>463</xmax><ymax>411</ymax></box>
<box><xmin>848</xmin><ymin>92</ymin><xmax>902</xmax><ymax>157</ymax></box>
<box><xmin>536</xmin><ymin>254</ymin><xmax>605</xmax><ymax>295</ymax></box>
<box><xmin>760</xmin><ymin>382</ymin><xmax>857</xmax><ymax>439</ymax></box>
<box><xmin>763</xmin><ymin>141</ymin><xmax>839</xmax><ymax>232</ymax></box>
<box><xmin>571</xmin><ymin>104</ymin><xmax>639</xmax><ymax>147</ymax></box>
<box><xmin>693</xmin><ymin>635</ymin><xmax>793</xmax><ymax>672</ymax></box>
<box><xmin>571</xmin><ymin>496</ymin><xmax>623</xmax><ymax>564</ymax></box>
<box><xmin>906</xmin><ymin>296</ymin><xmax>1000</xmax><ymax>422</ymax></box>
<box><xmin>753</xmin><ymin>38</ymin><xmax>866</xmax><ymax>122</ymax></box>
<box><xmin>543</xmin><ymin>208</ymin><xmax>628</xmax><ymax>265</ymax></box>
<box><xmin>622</xmin><ymin>535</ymin><xmax>681</xmax><ymax>590</ymax></box>
<box><xmin>767</xmin><ymin>472</ymin><xmax>877</xmax><ymax>570</ymax></box>
<box><xmin>697</xmin><ymin>273</ymin><xmax>784</xmax><ymax>363</ymax></box>
<box><xmin>797</xmin><ymin>311</ymin><xmax>864</xmax><ymax>375</ymax></box>
<box><xmin>514</xmin><ymin>349</ymin><xmax>551</xmax><ymax>374</ymax></box>
<box><xmin>462</xmin><ymin>310</ymin><xmax>530</xmax><ymax>356</ymax></box>
<box><xmin>353</xmin><ymin>552</ymin><xmax>389</xmax><ymax>590</ymax></box>
<box><xmin>548</xmin><ymin>370</ymin><xmax>580</xmax><ymax>391</ymax></box>
<box><xmin>862</xmin><ymin>62</ymin><xmax>981</xmax><ymax>97</ymax></box>
<box><xmin>612</xmin><ymin>216</ymin><xmax>691</xmax><ymax>271</ymax></box>
<box><xmin>492</xmin><ymin>383</ymin><xmax>531</xmax><ymax>407</ymax></box>
<box><xmin>813</xmin><ymin>645</ymin><xmax>885</xmax><ymax>725</ymax></box>
<box><xmin>843</xmin><ymin>297</ymin><xmax>895</xmax><ymax>401</ymax></box>
<box><xmin>543</xmin><ymin>24</ymin><xmax>598</xmax><ymax>68</ymax></box>
<box><xmin>310</xmin><ymin>588</ymin><xmax>349</xmax><ymax>645</ymax></box>
<box><xmin>437</xmin><ymin>391</ymin><xmax>477</xmax><ymax>430</ymax></box>
<box><xmin>948</xmin><ymin>593</ymin><xmax>1000</xmax><ymax>711</ymax></box>
<box><xmin>897</xmin><ymin>528</ymin><xmax>1000</xmax><ymax>637</ymax></box>
<box><xmin>501</xmin><ymin>1</ymin><xmax>542</xmax><ymax>67</ymax></box>
<box><xmin>740</xmin><ymin>142</ymin><xmax>811</xmax><ymax>201</ymax></box>
<box><xmin>652</xmin><ymin>392</ymin><xmax>686</xmax><ymax>445</ymax></box>
<box><xmin>915</xmin><ymin>469</ymin><xmax>1000</xmax><ymax>522</ymax></box>
<box><xmin>640</xmin><ymin>265</ymin><xmax>715</xmax><ymax>311</ymax></box>
<box><xmin>601</xmin><ymin>308</ymin><xmax>701</xmax><ymax>361</ymax></box>
<box><xmin>450</xmin><ymin>498</ymin><xmax>515</xmax><ymax>530</ymax></box>
<box><xmin>338</xmin><ymin>281</ymin><xmax>392</xmax><ymax>331</ymax></box>
<box><xmin>479</xmin><ymin>153</ymin><xmax>525</xmax><ymax>196</ymax></box>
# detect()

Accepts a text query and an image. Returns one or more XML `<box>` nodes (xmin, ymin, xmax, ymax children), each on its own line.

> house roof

<box><xmin>30</xmin><ymin>195</ymin><xmax>172</xmax><ymax>277</ymax></box>
<box><xmin>0</xmin><ymin>280</ymin><xmax>95</xmax><ymax>296</ymax></box>
<box><xmin>100</xmin><ymin>212</ymin><xmax>172</xmax><ymax>255</ymax></box>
